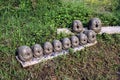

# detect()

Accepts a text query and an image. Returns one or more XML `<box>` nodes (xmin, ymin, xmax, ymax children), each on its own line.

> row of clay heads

<box><xmin>17</xmin><ymin>18</ymin><xmax>102</xmax><ymax>62</ymax></box>
<box><xmin>73</xmin><ymin>18</ymin><xmax>101</xmax><ymax>33</ymax></box>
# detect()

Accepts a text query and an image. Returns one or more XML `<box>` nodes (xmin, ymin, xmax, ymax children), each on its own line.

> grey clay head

<box><xmin>17</xmin><ymin>46</ymin><xmax>33</xmax><ymax>62</ymax></box>
<box><xmin>43</xmin><ymin>42</ymin><xmax>53</xmax><ymax>55</ymax></box>
<box><xmin>84</xmin><ymin>30</ymin><xmax>96</xmax><ymax>43</ymax></box>
<box><xmin>72</xmin><ymin>20</ymin><xmax>83</xmax><ymax>33</ymax></box>
<box><xmin>77</xmin><ymin>33</ymin><xmax>88</xmax><ymax>45</ymax></box>
<box><xmin>70</xmin><ymin>35</ymin><xmax>79</xmax><ymax>47</ymax></box>
<box><xmin>62</xmin><ymin>38</ymin><xmax>71</xmax><ymax>49</ymax></box>
<box><xmin>88</xmin><ymin>18</ymin><xmax>102</xmax><ymax>33</ymax></box>
<box><xmin>53</xmin><ymin>40</ymin><xmax>62</xmax><ymax>52</ymax></box>
<box><xmin>31</xmin><ymin>44</ymin><xmax>43</xmax><ymax>58</ymax></box>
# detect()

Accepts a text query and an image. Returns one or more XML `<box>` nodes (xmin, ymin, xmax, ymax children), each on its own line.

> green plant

<box><xmin>0</xmin><ymin>0</ymin><xmax>120</xmax><ymax>80</ymax></box>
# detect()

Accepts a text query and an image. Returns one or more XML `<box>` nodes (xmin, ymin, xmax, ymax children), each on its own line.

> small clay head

<box><xmin>77</xmin><ymin>33</ymin><xmax>88</xmax><ymax>45</ymax></box>
<box><xmin>88</xmin><ymin>18</ymin><xmax>102</xmax><ymax>33</ymax></box>
<box><xmin>72</xmin><ymin>20</ymin><xmax>83</xmax><ymax>33</ymax></box>
<box><xmin>70</xmin><ymin>36</ymin><xmax>79</xmax><ymax>47</ymax></box>
<box><xmin>84</xmin><ymin>30</ymin><xmax>96</xmax><ymax>43</ymax></box>
<box><xmin>31</xmin><ymin>44</ymin><xmax>43</xmax><ymax>58</ymax></box>
<box><xmin>53</xmin><ymin>40</ymin><xmax>62</xmax><ymax>52</ymax></box>
<box><xmin>62</xmin><ymin>38</ymin><xmax>71</xmax><ymax>49</ymax></box>
<box><xmin>17</xmin><ymin>46</ymin><xmax>33</xmax><ymax>62</ymax></box>
<box><xmin>43</xmin><ymin>42</ymin><xmax>53</xmax><ymax>55</ymax></box>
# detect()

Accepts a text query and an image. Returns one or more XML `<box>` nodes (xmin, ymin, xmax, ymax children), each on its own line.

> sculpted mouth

<box><xmin>58</xmin><ymin>46</ymin><xmax>60</xmax><ymax>48</ymax></box>
<box><xmin>95</xmin><ymin>24</ymin><xmax>98</xmax><ymax>28</ymax></box>
<box><xmin>77</xmin><ymin>25</ymin><xmax>79</xmax><ymax>29</ymax></box>
<box><xmin>67</xmin><ymin>44</ymin><xmax>69</xmax><ymax>46</ymax></box>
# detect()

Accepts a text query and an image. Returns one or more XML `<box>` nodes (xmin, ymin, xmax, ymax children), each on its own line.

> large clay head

<box><xmin>72</xmin><ymin>20</ymin><xmax>83</xmax><ymax>33</ymax></box>
<box><xmin>17</xmin><ymin>46</ymin><xmax>33</xmax><ymax>62</ymax></box>
<box><xmin>31</xmin><ymin>44</ymin><xmax>43</xmax><ymax>58</ymax></box>
<box><xmin>84</xmin><ymin>30</ymin><xmax>96</xmax><ymax>43</ymax></box>
<box><xmin>70</xmin><ymin>36</ymin><xmax>79</xmax><ymax>47</ymax></box>
<box><xmin>77</xmin><ymin>33</ymin><xmax>88</xmax><ymax>45</ymax></box>
<box><xmin>88</xmin><ymin>18</ymin><xmax>102</xmax><ymax>33</ymax></box>
<box><xmin>43</xmin><ymin>42</ymin><xmax>53</xmax><ymax>55</ymax></box>
<box><xmin>53</xmin><ymin>40</ymin><xmax>62</xmax><ymax>52</ymax></box>
<box><xmin>62</xmin><ymin>38</ymin><xmax>71</xmax><ymax>49</ymax></box>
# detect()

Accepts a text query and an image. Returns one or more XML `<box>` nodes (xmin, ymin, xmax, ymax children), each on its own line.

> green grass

<box><xmin>0</xmin><ymin>0</ymin><xmax>120</xmax><ymax>80</ymax></box>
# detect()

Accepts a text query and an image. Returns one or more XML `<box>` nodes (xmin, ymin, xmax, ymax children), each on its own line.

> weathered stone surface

<box><xmin>31</xmin><ymin>44</ymin><xmax>43</xmax><ymax>58</ymax></box>
<box><xmin>72</xmin><ymin>20</ymin><xmax>83</xmax><ymax>33</ymax></box>
<box><xmin>88</xmin><ymin>18</ymin><xmax>102</xmax><ymax>33</ymax></box>
<box><xmin>70</xmin><ymin>35</ymin><xmax>79</xmax><ymax>47</ymax></box>
<box><xmin>77</xmin><ymin>33</ymin><xmax>88</xmax><ymax>45</ymax></box>
<box><xmin>53</xmin><ymin>40</ymin><xmax>62</xmax><ymax>52</ymax></box>
<box><xmin>62</xmin><ymin>38</ymin><xmax>71</xmax><ymax>49</ymax></box>
<box><xmin>43</xmin><ymin>42</ymin><xmax>53</xmax><ymax>55</ymax></box>
<box><xmin>84</xmin><ymin>30</ymin><xmax>96</xmax><ymax>43</ymax></box>
<box><xmin>17</xmin><ymin>46</ymin><xmax>33</xmax><ymax>62</ymax></box>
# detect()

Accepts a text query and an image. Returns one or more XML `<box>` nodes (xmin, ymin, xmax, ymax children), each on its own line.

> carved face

<box><xmin>89</xmin><ymin>18</ymin><xmax>102</xmax><ymax>33</ymax></box>
<box><xmin>62</xmin><ymin>38</ymin><xmax>71</xmax><ymax>49</ymax></box>
<box><xmin>53</xmin><ymin>40</ymin><xmax>62</xmax><ymax>52</ymax></box>
<box><xmin>70</xmin><ymin>36</ymin><xmax>79</xmax><ymax>47</ymax></box>
<box><xmin>43</xmin><ymin>42</ymin><xmax>53</xmax><ymax>55</ymax></box>
<box><xmin>77</xmin><ymin>33</ymin><xmax>88</xmax><ymax>45</ymax></box>
<box><xmin>72</xmin><ymin>20</ymin><xmax>83</xmax><ymax>33</ymax></box>
<box><xmin>17</xmin><ymin>46</ymin><xmax>33</xmax><ymax>62</ymax></box>
<box><xmin>84</xmin><ymin>30</ymin><xmax>96</xmax><ymax>43</ymax></box>
<box><xmin>31</xmin><ymin>44</ymin><xmax>43</xmax><ymax>58</ymax></box>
